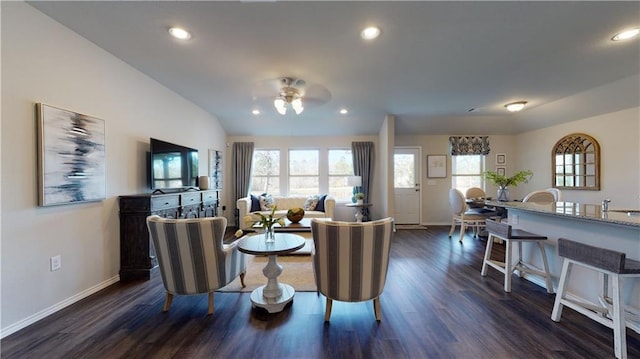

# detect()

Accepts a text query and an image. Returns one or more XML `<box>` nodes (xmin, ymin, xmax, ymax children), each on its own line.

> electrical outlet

<box><xmin>50</xmin><ymin>255</ymin><xmax>62</xmax><ymax>271</ymax></box>
<box><xmin>512</xmin><ymin>214</ymin><xmax>519</xmax><ymax>225</ymax></box>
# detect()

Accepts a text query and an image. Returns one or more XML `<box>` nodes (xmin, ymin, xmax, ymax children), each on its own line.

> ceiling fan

<box><xmin>252</xmin><ymin>77</ymin><xmax>332</xmax><ymax>115</ymax></box>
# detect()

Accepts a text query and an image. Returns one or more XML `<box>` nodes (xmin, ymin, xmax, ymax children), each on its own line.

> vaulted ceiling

<box><xmin>28</xmin><ymin>1</ymin><xmax>640</xmax><ymax>136</ymax></box>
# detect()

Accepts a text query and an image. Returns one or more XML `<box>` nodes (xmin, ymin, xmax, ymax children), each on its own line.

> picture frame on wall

<box><xmin>496</xmin><ymin>167</ymin><xmax>506</xmax><ymax>177</ymax></box>
<box><xmin>427</xmin><ymin>154</ymin><xmax>447</xmax><ymax>178</ymax></box>
<box><xmin>496</xmin><ymin>153</ymin><xmax>507</xmax><ymax>165</ymax></box>
<box><xmin>37</xmin><ymin>103</ymin><xmax>106</xmax><ymax>206</ymax></box>
<box><xmin>208</xmin><ymin>149</ymin><xmax>223</xmax><ymax>189</ymax></box>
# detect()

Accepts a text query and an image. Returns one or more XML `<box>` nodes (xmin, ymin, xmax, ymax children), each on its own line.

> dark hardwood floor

<box><xmin>2</xmin><ymin>226</ymin><xmax>639</xmax><ymax>358</ymax></box>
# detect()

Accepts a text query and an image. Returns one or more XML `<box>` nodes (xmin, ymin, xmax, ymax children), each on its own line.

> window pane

<box><xmin>251</xmin><ymin>150</ymin><xmax>280</xmax><ymax>195</ymax></box>
<box><xmin>289</xmin><ymin>150</ymin><xmax>319</xmax><ymax>175</ymax></box>
<box><xmin>289</xmin><ymin>177</ymin><xmax>319</xmax><ymax>196</ymax></box>
<box><xmin>394</xmin><ymin>154</ymin><xmax>415</xmax><ymax>188</ymax></box>
<box><xmin>451</xmin><ymin>155</ymin><xmax>484</xmax><ymax>194</ymax></box>
<box><xmin>328</xmin><ymin>149</ymin><xmax>353</xmax><ymax>200</ymax></box>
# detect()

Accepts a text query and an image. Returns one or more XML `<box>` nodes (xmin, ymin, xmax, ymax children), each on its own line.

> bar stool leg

<box><xmin>611</xmin><ymin>275</ymin><xmax>627</xmax><ymax>359</ymax></box>
<box><xmin>537</xmin><ymin>242</ymin><xmax>554</xmax><ymax>293</ymax></box>
<box><xmin>551</xmin><ymin>259</ymin><xmax>572</xmax><ymax>321</ymax></box>
<box><xmin>504</xmin><ymin>239</ymin><xmax>513</xmax><ymax>292</ymax></box>
<box><xmin>481</xmin><ymin>234</ymin><xmax>495</xmax><ymax>276</ymax></box>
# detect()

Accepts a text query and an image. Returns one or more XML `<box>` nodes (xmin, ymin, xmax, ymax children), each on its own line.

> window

<box><xmin>451</xmin><ymin>155</ymin><xmax>485</xmax><ymax>194</ymax></box>
<box><xmin>250</xmin><ymin>150</ymin><xmax>280</xmax><ymax>195</ymax></box>
<box><xmin>328</xmin><ymin>149</ymin><xmax>354</xmax><ymax>200</ymax></box>
<box><xmin>289</xmin><ymin>149</ymin><xmax>319</xmax><ymax>196</ymax></box>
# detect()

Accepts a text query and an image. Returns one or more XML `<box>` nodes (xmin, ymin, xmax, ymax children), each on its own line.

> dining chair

<box><xmin>146</xmin><ymin>215</ymin><xmax>246</xmax><ymax>314</ymax></box>
<box><xmin>523</xmin><ymin>190</ymin><xmax>556</xmax><ymax>203</ymax></box>
<box><xmin>545</xmin><ymin>187</ymin><xmax>563</xmax><ymax>201</ymax></box>
<box><xmin>465</xmin><ymin>187</ymin><xmax>487</xmax><ymax>199</ymax></box>
<box><xmin>310</xmin><ymin>217</ymin><xmax>394</xmax><ymax>321</ymax></box>
<box><xmin>449</xmin><ymin>188</ymin><xmax>497</xmax><ymax>242</ymax></box>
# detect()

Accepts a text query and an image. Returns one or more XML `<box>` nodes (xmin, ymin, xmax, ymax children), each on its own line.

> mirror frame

<box><xmin>552</xmin><ymin>133</ymin><xmax>600</xmax><ymax>191</ymax></box>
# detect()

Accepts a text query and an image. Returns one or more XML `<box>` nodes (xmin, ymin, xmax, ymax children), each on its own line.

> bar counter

<box><xmin>484</xmin><ymin>200</ymin><xmax>639</xmax><ymax>311</ymax></box>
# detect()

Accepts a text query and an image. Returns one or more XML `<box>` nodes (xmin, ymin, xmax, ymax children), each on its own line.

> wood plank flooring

<box><xmin>2</xmin><ymin>226</ymin><xmax>639</xmax><ymax>358</ymax></box>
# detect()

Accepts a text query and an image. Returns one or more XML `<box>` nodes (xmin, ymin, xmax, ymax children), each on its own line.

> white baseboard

<box><xmin>1</xmin><ymin>275</ymin><xmax>120</xmax><ymax>339</ymax></box>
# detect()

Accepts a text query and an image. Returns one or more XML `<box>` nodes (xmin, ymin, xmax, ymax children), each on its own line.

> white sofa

<box><xmin>237</xmin><ymin>195</ymin><xmax>335</xmax><ymax>230</ymax></box>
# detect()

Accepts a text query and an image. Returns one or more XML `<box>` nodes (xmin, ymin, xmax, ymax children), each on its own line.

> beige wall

<box><xmin>1</xmin><ymin>2</ymin><xmax>227</xmax><ymax>335</ymax></box>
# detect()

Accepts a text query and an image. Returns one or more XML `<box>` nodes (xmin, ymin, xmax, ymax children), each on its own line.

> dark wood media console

<box><xmin>118</xmin><ymin>189</ymin><xmax>220</xmax><ymax>281</ymax></box>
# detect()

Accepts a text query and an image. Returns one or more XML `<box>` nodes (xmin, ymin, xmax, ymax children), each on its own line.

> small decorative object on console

<box><xmin>286</xmin><ymin>207</ymin><xmax>305</xmax><ymax>223</ymax></box>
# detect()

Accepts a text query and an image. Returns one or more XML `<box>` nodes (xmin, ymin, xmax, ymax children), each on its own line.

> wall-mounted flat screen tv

<box><xmin>149</xmin><ymin>138</ymin><xmax>198</xmax><ymax>190</ymax></box>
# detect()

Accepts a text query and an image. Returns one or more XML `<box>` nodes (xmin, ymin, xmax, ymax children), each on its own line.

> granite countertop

<box><xmin>484</xmin><ymin>200</ymin><xmax>640</xmax><ymax>228</ymax></box>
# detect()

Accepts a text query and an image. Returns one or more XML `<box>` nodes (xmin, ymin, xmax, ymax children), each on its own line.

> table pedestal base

<box><xmin>250</xmin><ymin>284</ymin><xmax>295</xmax><ymax>313</ymax></box>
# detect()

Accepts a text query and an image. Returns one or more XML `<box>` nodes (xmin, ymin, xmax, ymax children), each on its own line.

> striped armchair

<box><xmin>310</xmin><ymin>217</ymin><xmax>394</xmax><ymax>321</ymax></box>
<box><xmin>146</xmin><ymin>215</ymin><xmax>246</xmax><ymax>315</ymax></box>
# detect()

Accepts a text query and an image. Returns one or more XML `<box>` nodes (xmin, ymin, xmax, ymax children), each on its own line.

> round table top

<box><xmin>237</xmin><ymin>233</ymin><xmax>306</xmax><ymax>256</ymax></box>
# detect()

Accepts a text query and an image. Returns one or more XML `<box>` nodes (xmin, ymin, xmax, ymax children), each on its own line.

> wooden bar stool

<box><xmin>481</xmin><ymin>219</ymin><xmax>554</xmax><ymax>293</ymax></box>
<box><xmin>551</xmin><ymin>238</ymin><xmax>640</xmax><ymax>359</ymax></box>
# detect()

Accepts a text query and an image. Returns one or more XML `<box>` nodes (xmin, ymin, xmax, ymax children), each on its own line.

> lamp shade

<box><xmin>347</xmin><ymin>175</ymin><xmax>362</xmax><ymax>187</ymax></box>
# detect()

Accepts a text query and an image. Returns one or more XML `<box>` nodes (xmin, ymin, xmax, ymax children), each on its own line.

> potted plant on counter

<box><xmin>484</xmin><ymin>170</ymin><xmax>533</xmax><ymax>201</ymax></box>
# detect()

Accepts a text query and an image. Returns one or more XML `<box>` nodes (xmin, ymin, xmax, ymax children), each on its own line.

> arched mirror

<box><xmin>552</xmin><ymin>133</ymin><xmax>600</xmax><ymax>190</ymax></box>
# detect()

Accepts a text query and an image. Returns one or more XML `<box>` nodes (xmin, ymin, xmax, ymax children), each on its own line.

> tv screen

<box><xmin>149</xmin><ymin>138</ymin><xmax>198</xmax><ymax>190</ymax></box>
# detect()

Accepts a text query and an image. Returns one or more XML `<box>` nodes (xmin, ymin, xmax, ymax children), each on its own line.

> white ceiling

<box><xmin>28</xmin><ymin>1</ymin><xmax>640</xmax><ymax>136</ymax></box>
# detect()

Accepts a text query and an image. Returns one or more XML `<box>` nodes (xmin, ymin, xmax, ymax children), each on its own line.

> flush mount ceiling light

<box><xmin>504</xmin><ymin>101</ymin><xmax>528</xmax><ymax>112</ymax></box>
<box><xmin>611</xmin><ymin>28</ymin><xmax>640</xmax><ymax>41</ymax></box>
<box><xmin>274</xmin><ymin>78</ymin><xmax>304</xmax><ymax>115</ymax></box>
<box><xmin>361</xmin><ymin>26</ymin><xmax>381</xmax><ymax>40</ymax></box>
<box><xmin>339</xmin><ymin>108</ymin><xmax>349</xmax><ymax>115</ymax></box>
<box><xmin>252</xmin><ymin>109</ymin><xmax>260</xmax><ymax>115</ymax></box>
<box><xmin>168</xmin><ymin>27</ymin><xmax>191</xmax><ymax>40</ymax></box>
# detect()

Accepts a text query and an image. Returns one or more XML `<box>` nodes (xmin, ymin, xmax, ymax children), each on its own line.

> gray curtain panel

<box><xmin>352</xmin><ymin>141</ymin><xmax>374</xmax><ymax>221</ymax></box>
<box><xmin>233</xmin><ymin>142</ymin><xmax>254</xmax><ymax>225</ymax></box>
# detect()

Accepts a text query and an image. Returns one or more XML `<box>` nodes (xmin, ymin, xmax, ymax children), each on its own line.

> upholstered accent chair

<box><xmin>146</xmin><ymin>215</ymin><xmax>246</xmax><ymax>315</ymax></box>
<box><xmin>310</xmin><ymin>217</ymin><xmax>395</xmax><ymax>321</ymax></box>
<box><xmin>449</xmin><ymin>188</ymin><xmax>497</xmax><ymax>242</ymax></box>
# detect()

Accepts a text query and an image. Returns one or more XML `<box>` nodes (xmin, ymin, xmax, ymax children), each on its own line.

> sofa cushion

<box><xmin>303</xmin><ymin>195</ymin><xmax>319</xmax><ymax>211</ymax></box>
<box><xmin>315</xmin><ymin>194</ymin><xmax>327</xmax><ymax>212</ymax></box>
<box><xmin>250</xmin><ymin>194</ymin><xmax>261</xmax><ymax>212</ymax></box>
<box><xmin>259</xmin><ymin>194</ymin><xmax>275</xmax><ymax>211</ymax></box>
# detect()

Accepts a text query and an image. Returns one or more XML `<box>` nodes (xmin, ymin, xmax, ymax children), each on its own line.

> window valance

<box><xmin>449</xmin><ymin>136</ymin><xmax>490</xmax><ymax>156</ymax></box>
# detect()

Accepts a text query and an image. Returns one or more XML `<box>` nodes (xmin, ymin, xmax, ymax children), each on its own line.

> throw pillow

<box><xmin>259</xmin><ymin>194</ymin><xmax>275</xmax><ymax>211</ymax></box>
<box><xmin>250</xmin><ymin>194</ymin><xmax>261</xmax><ymax>212</ymax></box>
<box><xmin>303</xmin><ymin>195</ymin><xmax>319</xmax><ymax>211</ymax></box>
<box><xmin>315</xmin><ymin>194</ymin><xmax>327</xmax><ymax>212</ymax></box>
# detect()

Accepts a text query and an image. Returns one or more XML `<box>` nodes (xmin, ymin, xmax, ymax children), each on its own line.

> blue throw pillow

<box><xmin>250</xmin><ymin>194</ymin><xmax>261</xmax><ymax>212</ymax></box>
<box><xmin>315</xmin><ymin>194</ymin><xmax>327</xmax><ymax>212</ymax></box>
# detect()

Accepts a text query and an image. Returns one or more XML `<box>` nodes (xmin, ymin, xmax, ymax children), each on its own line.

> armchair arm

<box><xmin>237</xmin><ymin>197</ymin><xmax>251</xmax><ymax>229</ymax></box>
<box><xmin>222</xmin><ymin>241</ymin><xmax>246</xmax><ymax>285</ymax></box>
<box><xmin>323</xmin><ymin>196</ymin><xmax>336</xmax><ymax>220</ymax></box>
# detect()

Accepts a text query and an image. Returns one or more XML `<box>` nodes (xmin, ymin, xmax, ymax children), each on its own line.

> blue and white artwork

<box><xmin>38</xmin><ymin>104</ymin><xmax>106</xmax><ymax>206</ymax></box>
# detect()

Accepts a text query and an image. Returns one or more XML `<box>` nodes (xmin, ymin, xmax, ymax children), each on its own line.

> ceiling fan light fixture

<box><xmin>291</xmin><ymin>98</ymin><xmax>304</xmax><ymax>114</ymax></box>
<box><xmin>274</xmin><ymin>98</ymin><xmax>287</xmax><ymax>115</ymax></box>
<box><xmin>504</xmin><ymin>101</ymin><xmax>528</xmax><ymax>112</ymax></box>
<box><xmin>611</xmin><ymin>28</ymin><xmax>640</xmax><ymax>41</ymax></box>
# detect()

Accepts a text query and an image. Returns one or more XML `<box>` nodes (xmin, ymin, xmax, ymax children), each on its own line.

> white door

<box><xmin>394</xmin><ymin>147</ymin><xmax>421</xmax><ymax>224</ymax></box>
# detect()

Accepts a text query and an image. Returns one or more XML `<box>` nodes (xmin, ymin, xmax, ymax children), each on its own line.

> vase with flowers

<box><xmin>244</xmin><ymin>206</ymin><xmax>285</xmax><ymax>243</ymax></box>
<box><xmin>484</xmin><ymin>169</ymin><xmax>533</xmax><ymax>201</ymax></box>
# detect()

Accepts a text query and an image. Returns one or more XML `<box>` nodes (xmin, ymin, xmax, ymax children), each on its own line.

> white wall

<box><xmin>226</xmin><ymin>135</ymin><xmax>379</xmax><ymax>223</ymax></box>
<box><xmin>1</xmin><ymin>2</ymin><xmax>227</xmax><ymax>335</ymax></box>
<box><xmin>515</xmin><ymin>107</ymin><xmax>640</xmax><ymax>207</ymax></box>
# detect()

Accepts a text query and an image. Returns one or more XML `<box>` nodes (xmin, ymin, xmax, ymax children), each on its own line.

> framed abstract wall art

<box><xmin>37</xmin><ymin>103</ymin><xmax>106</xmax><ymax>206</ymax></box>
<box><xmin>209</xmin><ymin>149</ymin><xmax>223</xmax><ymax>189</ymax></box>
<box><xmin>427</xmin><ymin>154</ymin><xmax>447</xmax><ymax>178</ymax></box>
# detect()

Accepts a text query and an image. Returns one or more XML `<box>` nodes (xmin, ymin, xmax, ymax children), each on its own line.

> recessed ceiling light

<box><xmin>252</xmin><ymin>109</ymin><xmax>260</xmax><ymax>115</ymax></box>
<box><xmin>611</xmin><ymin>28</ymin><xmax>640</xmax><ymax>41</ymax></box>
<box><xmin>504</xmin><ymin>101</ymin><xmax>528</xmax><ymax>112</ymax></box>
<box><xmin>339</xmin><ymin>108</ymin><xmax>348</xmax><ymax>115</ymax></box>
<box><xmin>168</xmin><ymin>27</ymin><xmax>192</xmax><ymax>40</ymax></box>
<box><xmin>361</xmin><ymin>26</ymin><xmax>381</xmax><ymax>40</ymax></box>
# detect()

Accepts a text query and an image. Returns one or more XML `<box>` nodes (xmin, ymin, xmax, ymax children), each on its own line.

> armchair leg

<box><xmin>240</xmin><ymin>271</ymin><xmax>246</xmax><ymax>288</ymax></box>
<box><xmin>324</xmin><ymin>298</ymin><xmax>333</xmax><ymax>322</ymax></box>
<box><xmin>208</xmin><ymin>292</ymin><xmax>214</xmax><ymax>315</ymax></box>
<box><xmin>163</xmin><ymin>292</ymin><xmax>174</xmax><ymax>312</ymax></box>
<box><xmin>373</xmin><ymin>297</ymin><xmax>382</xmax><ymax>321</ymax></box>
